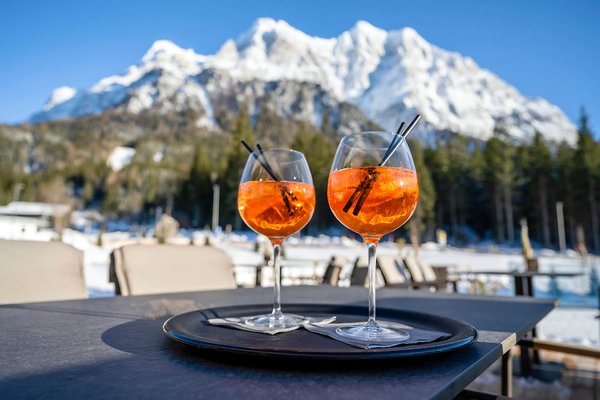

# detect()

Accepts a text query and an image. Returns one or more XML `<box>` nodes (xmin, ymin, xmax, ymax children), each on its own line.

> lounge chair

<box><xmin>403</xmin><ymin>253</ymin><xmax>457</xmax><ymax>292</ymax></box>
<box><xmin>0</xmin><ymin>239</ymin><xmax>86</xmax><ymax>304</ymax></box>
<box><xmin>376</xmin><ymin>255</ymin><xmax>409</xmax><ymax>286</ymax></box>
<box><xmin>349</xmin><ymin>256</ymin><xmax>368</xmax><ymax>287</ymax></box>
<box><xmin>109</xmin><ymin>244</ymin><xmax>237</xmax><ymax>295</ymax></box>
<box><xmin>320</xmin><ymin>256</ymin><xmax>346</xmax><ymax>286</ymax></box>
<box><xmin>377</xmin><ymin>254</ymin><xmax>456</xmax><ymax>291</ymax></box>
<box><xmin>349</xmin><ymin>255</ymin><xmax>386</xmax><ymax>288</ymax></box>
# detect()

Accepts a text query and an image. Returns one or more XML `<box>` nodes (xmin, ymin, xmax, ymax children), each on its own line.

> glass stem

<box><xmin>366</xmin><ymin>241</ymin><xmax>378</xmax><ymax>328</ymax></box>
<box><xmin>271</xmin><ymin>241</ymin><xmax>283</xmax><ymax>319</ymax></box>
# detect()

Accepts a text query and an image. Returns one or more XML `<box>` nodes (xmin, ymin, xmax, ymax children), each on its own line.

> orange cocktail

<box><xmin>326</xmin><ymin>126</ymin><xmax>421</xmax><ymax>344</ymax></box>
<box><xmin>328</xmin><ymin>166</ymin><xmax>418</xmax><ymax>240</ymax></box>
<box><xmin>239</xmin><ymin>181</ymin><xmax>315</xmax><ymax>242</ymax></box>
<box><xmin>237</xmin><ymin>146</ymin><xmax>316</xmax><ymax>330</ymax></box>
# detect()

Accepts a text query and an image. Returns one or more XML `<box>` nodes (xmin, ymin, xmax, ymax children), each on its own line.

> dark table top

<box><xmin>0</xmin><ymin>286</ymin><xmax>555</xmax><ymax>400</ymax></box>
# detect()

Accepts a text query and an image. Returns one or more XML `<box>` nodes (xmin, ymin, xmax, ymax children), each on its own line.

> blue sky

<box><xmin>0</xmin><ymin>0</ymin><xmax>598</xmax><ymax>131</ymax></box>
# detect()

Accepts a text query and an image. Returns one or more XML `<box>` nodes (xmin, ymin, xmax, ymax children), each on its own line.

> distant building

<box><xmin>0</xmin><ymin>202</ymin><xmax>71</xmax><ymax>240</ymax></box>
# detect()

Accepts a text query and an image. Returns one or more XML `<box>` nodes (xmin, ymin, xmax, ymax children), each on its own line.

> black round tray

<box><xmin>163</xmin><ymin>304</ymin><xmax>477</xmax><ymax>359</ymax></box>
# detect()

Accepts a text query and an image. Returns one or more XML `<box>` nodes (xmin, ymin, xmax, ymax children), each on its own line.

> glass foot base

<box><xmin>335</xmin><ymin>322</ymin><xmax>409</xmax><ymax>344</ymax></box>
<box><xmin>244</xmin><ymin>313</ymin><xmax>306</xmax><ymax>329</ymax></box>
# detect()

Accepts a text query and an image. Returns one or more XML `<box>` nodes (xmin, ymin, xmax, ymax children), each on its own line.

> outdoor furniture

<box><xmin>349</xmin><ymin>256</ymin><xmax>385</xmax><ymax>287</ymax></box>
<box><xmin>243</xmin><ymin>259</ymin><xmax>326</xmax><ymax>287</ymax></box>
<box><xmin>377</xmin><ymin>255</ymin><xmax>409</xmax><ymax>285</ymax></box>
<box><xmin>450</xmin><ymin>267</ymin><xmax>586</xmax><ymax>378</ymax></box>
<box><xmin>405</xmin><ymin>253</ymin><xmax>437</xmax><ymax>281</ymax></box>
<box><xmin>512</xmin><ymin>270</ymin><xmax>583</xmax><ymax>377</ymax></box>
<box><xmin>403</xmin><ymin>253</ymin><xmax>458</xmax><ymax>292</ymax></box>
<box><xmin>320</xmin><ymin>256</ymin><xmax>346</xmax><ymax>286</ymax></box>
<box><xmin>279</xmin><ymin>258</ymin><xmax>324</xmax><ymax>285</ymax></box>
<box><xmin>0</xmin><ymin>286</ymin><xmax>555</xmax><ymax>399</ymax></box>
<box><xmin>512</xmin><ymin>271</ymin><xmax>583</xmax><ymax>297</ymax></box>
<box><xmin>0</xmin><ymin>239</ymin><xmax>86</xmax><ymax>304</ymax></box>
<box><xmin>450</xmin><ymin>269</ymin><xmax>521</xmax><ymax>295</ymax></box>
<box><xmin>109</xmin><ymin>244</ymin><xmax>236</xmax><ymax>295</ymax></box>
<box><xmin>349</xmin><ymin>266</ymin><xmax>369</xmax><ymax>287</ymax></box>
<box><xmin>348</xmin><ymin>255</ymin><xmax>458</xmax><ymax>292</ymax></box>
<box><xmin>377</xmin><ymin>255</ymin><xmax>448</xmax><ymax>290</ymax></box>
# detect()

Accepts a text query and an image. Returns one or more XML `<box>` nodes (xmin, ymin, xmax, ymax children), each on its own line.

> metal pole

<box><xmin>12</xmin><ymin>183</ymin><xmax>24</xmax><ymax>202</ymax></box>
<box><xmin>212</xmin><ymin>184</ymin><xmax>220</xmax><ymax>231</ymax></box>
<box><xmin>155</xmin><ymin>206</ymin><xmax>162</xmax><ymax>224</ymax></box>
<box><xmin>556</xmin><ymin>202</ymin><xmax>566</xmax><ymax>253</ymax></box>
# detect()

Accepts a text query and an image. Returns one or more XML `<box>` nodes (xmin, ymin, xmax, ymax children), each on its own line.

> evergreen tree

<box><xmin>446</xmin><ymin>134</ymin><xmax>473</xmax><ymax>240</ymax></box>
<box><xmin>408</xmin><ymin>138</ymin><xmax>436</xmax><ymax>240</ymax></box>
<box><xmin>575</xmin><ymin>108</ymin><xmax>600</xmax><ymax>250</ymax></box>
<box><xmin>291</xmin><ymin>122</ymin><xmax>337</xmax><ymax>232</ymax></box>
<box><xmin>320</xmin><ymin>108</ymin><xmax>331</xmax><ymax>138</ymax></box>
<box><xmin>484</xmin><ymin>127</ymin><xmax>517</xmax><ymax>244</ymax></box>
<box><xmin>222</xmin><ymin>106</ymin><xmax>254</xmax><ymax>229</ymax></box>
<box><xmin>527</xmin><ymin>132</ymin><xmax>552</xmax><ymax>246</ymax></box>
<box><xmin>466</xmin><ymin>141</ymin><xmax>488</xmax><ymax>237</ymax></box>
<box><xmin>425</xmin><ymin>134</ymin><xmax>471</xmax><ymax>242</ymax></box>
<box><xmin>4</xmin><ymin>102</ymin><xmax>600</xmax><ymax>252</ymax></box>
<box><xmin>424</xmin><ymin>140</ymin><xmax>450</xmax><ymax>234</ymax></box>
<box><xmin>181</xmin><ymin>142</ymin><xmax>213</xmax><ymax>227</ymax></box>
<box><xmin>555</xmin><ymin>141</ymin><xmax>576</xmax><ymax>246</ymax></box>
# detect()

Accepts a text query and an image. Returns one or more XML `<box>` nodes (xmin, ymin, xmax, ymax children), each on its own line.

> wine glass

<box><xmin>327</xmin><ymin>131</ymin><xmax>418</xmax><ymax>344</ymax></box>
<box><xmin>238</xmin><ymin>148</ymin><xmax>316</xmax><ymax>328</ymax></box>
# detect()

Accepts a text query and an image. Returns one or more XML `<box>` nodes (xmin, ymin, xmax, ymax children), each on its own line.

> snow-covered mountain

<box><xmin>30</xmin><ymin>18</ymin><xmax>577</xmax><ymax>143</ymax></box>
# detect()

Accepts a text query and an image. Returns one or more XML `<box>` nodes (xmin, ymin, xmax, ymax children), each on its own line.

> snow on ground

<box><xmin>537</xmin><ymin>308</ymin><xmax>599</xmax><ymax>347</ymax></box>
<box><xmin>55</xmin><ymin>229</ymin><xmax>600</xmax><ymax>348</ymax></box>
<box><xmin>62</xmin><ymin>229</ymin><xmax>116</xmax><ymax>296</ymax></box>
<box><xmin>106</xmin><ymin>146</ymin><xmax>136</xmax><ymax>171</ymax></box>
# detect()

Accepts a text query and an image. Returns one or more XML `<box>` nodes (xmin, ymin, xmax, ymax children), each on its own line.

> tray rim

<box><xmin>163</xmin><ymin>303</ymin><xmax>478</xmax><ymax>360</ymax></box>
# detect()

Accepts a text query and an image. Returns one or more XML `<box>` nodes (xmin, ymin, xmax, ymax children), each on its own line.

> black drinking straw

<box><xmin>341</xmin><ymin>121</ymin><xmax>406</xmax><ymax>213</ymax></box>
<box><xmin>240</xmin><ymin>140</ymin><xmax>296</xmax><ymax>216</ymax></box>
<box><xmin>241</xmin><ymin>140</ymin><xmax>279</xmax><ymax>181</ymax></box>
<box><xmin>256</xmin><ymin>143</ymin><xmax>281</xmax><ymax>181</ymax></box>
<box><xmin>257</xmin><ymin>142</ymin><xmax>298</xmax><ymax>206</ymax></box>
<box><xmin>379</xmin><ymin>121</ymin><xmax>405</xmax><ymax>166</ymax></box>
<box><xmin>379</xmin><ymin>114</ymin><xmax>421</xmax><ymax>167</ymax></box>
<box><xmin>343</xmin><ymin>114</ymin><xmax>421</xmax><ymax>216</ymax></box>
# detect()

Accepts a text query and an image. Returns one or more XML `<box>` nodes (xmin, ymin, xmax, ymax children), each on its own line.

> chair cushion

<box><xmin>113</xmin><ymin>244</ymin><xmax>236</xmax><ymax>295</ymax></box>
<box><xmin>403</xmin><ymin>254</ymin><xmax>425</xmax><ymax>282</ymax></box>
<box><xmin>0</xmin><ymin>239</ymin><xmax>86</xmax><ymax>304</ymax></box>
<box><xmin>377</xmin><ymin>255</ymin><xmax>407</xmax><ymax>284</ymax></box>
<box><xmin>418</xmin><ymin>257</ymin><xmax>438</xmax><ymax>281</ymax></box>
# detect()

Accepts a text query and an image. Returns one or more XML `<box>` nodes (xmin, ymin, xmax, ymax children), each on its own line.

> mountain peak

<box><xmin>384</xmin><ymin>26</ymin><xmax>428</xmax><ymax>50</ymax></box>
<box><xmin>31</xmin><ymin>19</ymin><xmax>577</xmax><ymax>144</ymax></box>
<box><xmin>249</xmin><ymin>17</ymin><xmax>280</xmax><ymax>31</ymax></box>
<box><xmin>237</xmin><ymin>17</ymin><xmax>311</xmax><ymax>50</ymax></box>
<box><xmin>44</xmin><ymin>86</ymin><xmax>78</xmax><ymax>111</ymax></box>
<box><xmin>141</xmin><ymin>39</ymin><xmax>205</xmax><ymax>69</ymax></box>
<box><xmin>399</xmin><ymin>26</ymin><xmax>421</xmax><ymax>40</ymax></box>
<box><xmin>349</xmin><ymin>20</ymin><xmax>386</xmax><ymax>39</ymax></box>
<box><xmin>243</xmin><ymin>17</ymin><xmax>298</xmax><ymax>38</ymax></box>
<box><xmin>214</xmin><ymin>39</ymin><xmax>239</xmax><ymax>63</ymax></box>
<box><xmin>142</xmin><ymin>40</ymin><xmax>186</xmax><ymax>62</ymax></box>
